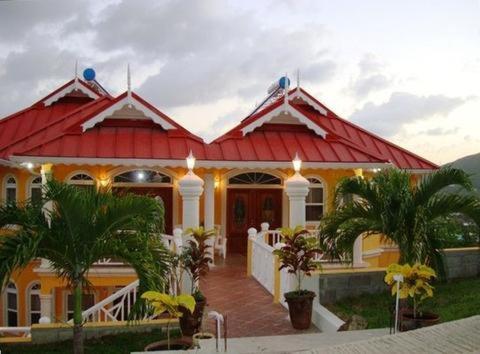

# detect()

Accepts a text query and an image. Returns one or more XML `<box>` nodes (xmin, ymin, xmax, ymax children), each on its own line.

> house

<box><xmin>0</xmin><ymin>72</ymin><xmax>437</xmax><ymax>327</ymax></box>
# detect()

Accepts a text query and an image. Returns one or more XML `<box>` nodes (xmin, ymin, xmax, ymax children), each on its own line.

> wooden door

<box><xmin>113</xmin><ymin>187</ymin><xmax>173</xmax><ymax>234</ymax></box>
<box><xmin>227</xmin><ymin>188</ymin><xmax>283</xmax><ymax>253</ymax></box>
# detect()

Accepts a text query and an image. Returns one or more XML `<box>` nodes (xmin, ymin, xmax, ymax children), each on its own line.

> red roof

<box><xmin>0</xmin><ymin>80</ymin><xmax>438</xmax><ymax>170</ymax></box>
<box><xmin>210</xmin><ymin>88</ymin><xmax>438</xmax><ymax>170</ymax></box>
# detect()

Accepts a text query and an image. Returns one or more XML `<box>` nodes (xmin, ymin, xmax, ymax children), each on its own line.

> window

<box><xmin>29</xmin><ymin>176</ymin><xmax>43</xmax><ymax>204</ymax></box>
<box><xmin>27</xmin><ymin>283</ymin><xmax>41</xmax><ymax>325</ymax></box>
<box><xmin>229</xmin><ymin>172</ymin><xmax>281</xmax><ymax>185</ymax></box>
<box><xmin>306</xmin><ymin>177</ymin><xmax>324</xmax><ymax>222</ymax></box>
<box><xmin>5</xmin><ymin>282</ymin><xmax>18</xmax><ymax>326</ymax></box>
<box><xmin>5</xmin><ymin>176</ymin><xmax>16</xmax><ymax>204</ymax></box>
<box><xmin>66</xmin><ymin>293</ymin><xmax>95</xmax><ymax>321</ymax></box>
<box><xmin>68</xmin><ymin>173</ymin><xmax>94</xmax><ymax>189</ymax></box>
<box><xmin>113</xmin><ymin>170</ymin><xmax>171</xmax><ymax>184</ymax></box>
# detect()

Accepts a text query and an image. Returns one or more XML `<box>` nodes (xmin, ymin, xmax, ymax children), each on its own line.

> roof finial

<box><xmin>74</xmin><ymin>60</ymin><xmax>79</xmax><ymax>89</ymax></box>
<box><xmin>296</xmin><ymin>68</ymin><xmax>300</xmax><ymax>89</ymax></box>
<box><xmin>127</xmin><ymin>63</ymin><xmax>132</xmax><ymax>105</ymax></box>
<box><xmin>284</xmin><ymin>72</ymin><xmax>289</xmax><ymax>106</ymax></box>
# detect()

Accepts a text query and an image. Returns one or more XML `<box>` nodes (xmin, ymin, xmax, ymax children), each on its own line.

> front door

<box><xmin>113</xmin><ymin>187</ymin><xmax>173</xmax><ymax>234</ymax></box>
<box><xmin>227</xmin><ymin>188</ymin><xmax>283</xmax><ymax>253</ymax></box>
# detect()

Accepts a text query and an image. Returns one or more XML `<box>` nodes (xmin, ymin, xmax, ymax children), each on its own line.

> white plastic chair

<box><xmin>213</xmin><ymin>224</ymin><xmax>227</xmax><ymax>259</ymax></box>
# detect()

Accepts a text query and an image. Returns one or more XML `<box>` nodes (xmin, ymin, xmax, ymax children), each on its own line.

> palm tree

<box><xmin>319</xmin><ymin>167</ymin><xmax>480</xmax><ymax>277</ymax></box>
<box><xmin>0</xmin><ymin>180</ymin><xmax>170</xmax><ymax>354</ymax></box>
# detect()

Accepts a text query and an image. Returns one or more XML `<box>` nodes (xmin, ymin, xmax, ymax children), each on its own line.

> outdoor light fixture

<box><xmin>292</xmin><ymin>152</ymin><xmax>302</xmax><ymax>173</ymax></box>
<box><xmin>136</xmin><ymin>171</ymin><xmax>146</xmax><ymax>181</ymax></box>
<box><xmin>214</xmin><ymin>177</ymin><xmax>220</xmax><ymax>189</ymax></box>
<box><xmin>99</xmin><ymin>177</ymin><xmax>110</xmax><ymax>187</ymax></box>
<box><xmin>186</xmin><ymin>150</ymin><xmax>196</xmax><ymax>171</ymax></box>
<box><xmin>22</xmin><ymin>162</ymin><xmax>34</xmax><ymax>170</ymax></box>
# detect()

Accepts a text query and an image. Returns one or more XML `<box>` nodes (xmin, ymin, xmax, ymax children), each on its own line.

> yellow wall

<box><xmin>0</xmin><ymin>163</ymin><xmax>392</xmax><ymax>324</ymax></box>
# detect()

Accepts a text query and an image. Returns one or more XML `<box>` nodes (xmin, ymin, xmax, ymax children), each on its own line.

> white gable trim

<box><xmin>241</xmin><ymin>103</ymin><xmax>327</xmax><ymax>138</ymax></box>
<box><xmin>81</xmin><ymin>95</ymin><xmax>176</xmax><ymax>132</ymax></box>
<box><xmin>290</xmin><ymin>90</ymin><xmax>328</xmax><ymax>116</ymax></box>
<box><xmin>43</xmin><ymin>80</ymin><xmax>99</xmax><ymax>106</ymax></box>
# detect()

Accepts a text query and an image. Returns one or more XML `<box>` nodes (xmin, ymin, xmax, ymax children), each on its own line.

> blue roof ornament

<box><xmin>279</xmin><ymin>76</ymin><xmax>290</xmax><ymax>89</ymax></box>
<box><xmin>83</xmin><ymin>68</ymin><xmax>96</xmax><ymax>81</ymax></box>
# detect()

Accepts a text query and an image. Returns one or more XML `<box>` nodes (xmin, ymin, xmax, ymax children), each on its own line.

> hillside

<box><xmin>445</xmin><ymin>152</ymin><xmax>480</xmax><ymax>191</ymax></box>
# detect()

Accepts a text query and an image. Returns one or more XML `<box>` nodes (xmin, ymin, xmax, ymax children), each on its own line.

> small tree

<box><xmin>141</xmin><ymin>291</ymin><xmax>195</xmax><ymax>349</ymax></box>
<box><xmin>320</xmin><ymin>167</ymin><xmax>480</xmax><ymax>277</ymax></box>
<box><xmin>0</xmin><ymin>180</ymin><xmax>170</xmax><ymax>354</ymax></box>
<box><xmin>385</xmin><ymin>263</ymin><xmax>436</xmax><ymax>319</ymax></box>
<box><xmin>273</xmin><ymin>226</ymin><xmax>322</xmax><ymax>293</ymax></box>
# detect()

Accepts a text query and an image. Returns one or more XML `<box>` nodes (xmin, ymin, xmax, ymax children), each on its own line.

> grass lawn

<box><xmin>326</xmin><ymin>277</ymin><xmax>480</xmax><ymax>329</ymax></box>
<box><xmin>1</xmin><ymin>328</ymin><xmax>181</xmax><ymax>354</ymax></box>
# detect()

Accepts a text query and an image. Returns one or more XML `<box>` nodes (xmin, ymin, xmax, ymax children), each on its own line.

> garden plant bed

<box><xmin>0</xmin><ymin>329</ymin><xmax>181</xmax><ymax>354</ymax></box>
<box><xmin>326</xmin><ymin>278</ymin><xmax>480</xmax><ymax>329</ymax></box>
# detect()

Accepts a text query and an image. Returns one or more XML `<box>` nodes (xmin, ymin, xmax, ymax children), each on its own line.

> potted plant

<box><xmin>384</xmin><ymin>263</ymin><xmax>440</xmax><ymax>331</ymax></box>
<box><xmin>141</xmin><ymin>291</ymin><xmax>196</xmax><ymax>351</ymax></box>
<box><xmin>178</xmin><ymin>227</ymin><xmax>215</xmax><ymax>336</ymax></box>
<box><xmin>273</xmin><ymin>226</ymin><xmax>322</xmax><ymax>330</ymax></box>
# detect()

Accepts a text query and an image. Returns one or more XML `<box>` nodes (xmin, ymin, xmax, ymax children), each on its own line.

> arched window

<box><xmin>113</xmin><ymin>170</ymin><xmax>171</xmax><ymax>184</ymax></box>
<box><xmin>5</xmin><ymin>282</ymin><xmax>18</xmax><ymax>326</ymax></box>
<box><xmin>68</xmin><ymin>173</ymin><xmax>94</xmax><ymax>188</ymax></box>
<box><xmin>306</xmin><ymin>177</ymin><xmax>324</xmax><ymax>222</ymax></box>
<box><xmin>27</xmin><ymin>283</ymin><xmax>41</xmax><ymax>325</ymax></box>
<box><xmin>4</xmin><ymin>176</ymin><xmax>17</xmax><ymax>204</ymax></box>
<box><xmin>228</xmin><ymin>172</ymin><xmax>281</xmax><ymax>185</ymax></box>
<box><xmin>29</xmin><ymin>176</ymin><xmax>43</xmax><ymax>204</ymax></box>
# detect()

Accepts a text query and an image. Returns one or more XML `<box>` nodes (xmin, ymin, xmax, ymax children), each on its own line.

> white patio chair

<box><xmin>213</xmin><ymin>224</ymin><xmax>227</xmax><ymax>259</ymax></box>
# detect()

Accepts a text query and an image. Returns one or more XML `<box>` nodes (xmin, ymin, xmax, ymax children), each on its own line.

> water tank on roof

<box><xmin>83</xmin><ymin>68</ymin><xmax>96</xmax><ymax>81</ymax></box>
<box><xmin>267</xmin><ymin>76</ymin><xmax>290</xmax><ymax>94</ymax></box>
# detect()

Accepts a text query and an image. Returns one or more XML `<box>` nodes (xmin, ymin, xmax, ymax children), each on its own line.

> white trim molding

<box><xmin>241</xmin><ymin>104</ymin><xmax>327</xmax><ymax>138</ymax></box>
<box><xmin>290</xmin><ymin>90</ymin><xmax>328</xmax><ymax>116</ymax></box>
<box><xmin>11</xmin><ymin>155</ymin><xmax>394</xmax><ymax>170</ymax></box>
<box><xmin>81</xmin><ymin>95</ymin><xmax>176</xmax><ymax>132</ymax></box>
<box><xmin>43</xmin><ymin>80</ymin><xmax>99</xmax><ymax>106</ymax></box>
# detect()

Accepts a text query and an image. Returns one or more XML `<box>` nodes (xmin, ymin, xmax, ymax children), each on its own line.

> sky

<box><xmin>0</xmin><ymin>0</ymin><xmax>479</xmax><ymax>164</ymax></box>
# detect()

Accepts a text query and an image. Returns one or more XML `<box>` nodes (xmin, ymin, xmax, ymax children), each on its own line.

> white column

<box><xmin>204</xmin><ymin>174</ymin><xmax>215</xmax><ymax>230</ymax></box>
<box><xmin>285</xmin><ymin>172</ymin><xmax>309</xmax><ymax>228</ymax></box>
<box><xmin>178</xmin><ymin>171</ymin><xmax>204</xmax><ymax>231</ymax></box>
<box><xmin>203</xmin><ymin>174</ymin><xmax>216</xmax><ymax>265</ymax></box>
<box><xmin>353</xmin><ymin>235</ymin><xmax>365</xmax><ymax>267</ymax></box>
<box><xmin>39</xmin><ymin>294</ymin><xmax>53</xmax><ymax>324</ymax></box>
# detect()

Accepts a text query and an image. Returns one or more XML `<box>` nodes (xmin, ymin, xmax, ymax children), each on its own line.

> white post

<box><xmin>285</xmin><ymin>173</ymin><xmax>309</xmax><ymax>228</ymax></box>
<box><xmin>393</xmin><ymin>274</ymin><xmax>404</xmax><ymax>333</ymax></box>
<box><xmin>178</xmin><ymin>171</ymin><xmax>204</xmax><ymax>231</ymax></box>
<box><xmin>248</xmin><ymin>227</ymin><xmax>258</xmax><ymax>240</ymax></box>
<box><xmin>39</xmin><ymin>294</ymin><xmax>52</xmax><ymax>324</ymax></box>
<box><xmin>204</xmin><ymin>174</ymin><xmax>216</xmax><ymax>265</ymax></box>
<box><xmin>173</xmin><ymin>228</ymin><xmax>183</xmax><ymax>254</ymax></box>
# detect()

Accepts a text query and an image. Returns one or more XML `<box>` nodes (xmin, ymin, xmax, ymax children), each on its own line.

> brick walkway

<box><xmin>200</xmin><ymin>254</ymin><xmax>320</xmax><ymax>338</ymax></box>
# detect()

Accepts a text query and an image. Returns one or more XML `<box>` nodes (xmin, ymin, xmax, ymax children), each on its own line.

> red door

<box><xmin>113</xmin><ymin>187</ymin><xmax>173</xmax><ymax>234</ymax></box>
<box><xmin>227</xmin><ymin>188</ymin><xmax>283</xmax><ymax>253</ymax></box>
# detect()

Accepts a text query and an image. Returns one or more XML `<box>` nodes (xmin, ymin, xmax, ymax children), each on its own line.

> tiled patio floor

<box><xmin>200</xmin><ymin>254</ymin><xmax>320</xmax><ymax>338</ymax></box>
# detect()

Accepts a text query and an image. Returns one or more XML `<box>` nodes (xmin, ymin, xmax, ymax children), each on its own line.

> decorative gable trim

<box><xmin>81</xmin><ymin>95</ymin><xmax>176</xmax><ymax>132</ymax></box>
<box><xmin>290</xmin><ymin>89</ymin><xmax>328</xmax><ymax>116</ymax></box>
<box><xmin>241</xmin><ymin>103</ymin><xmax>327</xmax><ymax>138</ymax></box>
<box><xmin>43</xmin><ymin>80</ymin><xmax>100</xmax><ymax>106</ymax></box>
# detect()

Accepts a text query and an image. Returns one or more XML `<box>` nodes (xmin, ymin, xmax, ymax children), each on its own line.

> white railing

<box><xmin>71</xmin><ymin>231</ymin><xmax>182</xmax><ymax>324</ymax></box>
<box><xmin>250</xmin><ymin>228</ymin><xmax>276</xmax><ymax>295</ymax></box>
<box><xmin>71</xmin><ymin>280</ymin><xmax>139</xmax><ymax>323</ymax></box>
<box><xmin>0</xmin><ymin>326</ymin><xmax>31</xmax><ymax>337</ymax></box>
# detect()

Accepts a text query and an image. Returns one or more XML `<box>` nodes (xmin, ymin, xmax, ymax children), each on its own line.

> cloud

<box><xmin>351</xmin><ymin>92</ymin><xmax>468</xmax><ymax>137</ymax></box>
<box><xmin>349</xmin><ymin>53</ymin><xmax>392</xmax><ymax>98</ymax></box>
<box><xmin>420</xmin><ymin>127</ymin><xmax>460</xmax><ymax>136</ymax></box>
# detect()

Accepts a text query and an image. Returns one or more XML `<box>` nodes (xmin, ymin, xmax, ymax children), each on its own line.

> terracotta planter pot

<box><xmin>401</xmin><ymin>311</ymin><xmax>440</xmax><ymax>331</ymax></box>
<box><xmin>179</xmin><ymin>299</ymin><xmax>207</xmax><ymax>336</ymax></box>
<box><xmin>144</xmin><ymin>337</ymin><xmax>192</xmax><ymax>351</ymax></box>
<box><xmin>284</xmin><ymin>290</ymin><xmax>316</xmax><ymax>330</ymax></box>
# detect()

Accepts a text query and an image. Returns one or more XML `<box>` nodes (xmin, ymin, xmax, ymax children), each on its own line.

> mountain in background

<box><xmin>444</xmin><ymin>152</ymin><xmax>480</xmax><ymax>191</ymax></box>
